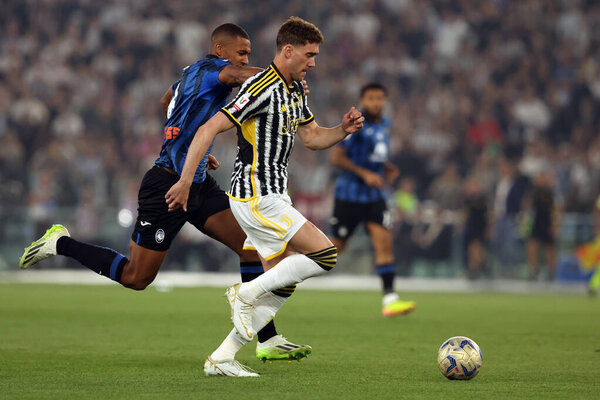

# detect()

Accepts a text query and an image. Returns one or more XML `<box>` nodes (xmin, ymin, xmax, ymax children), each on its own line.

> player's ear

<box><xmin>214</xmin><ymin>42</ymin><xmax>223</xmax><ymax>58</ymax></box>
<box><xmin>283</xmin><ymin>44</ymin><xmax>294</xmax><ymax>59</ymax></box>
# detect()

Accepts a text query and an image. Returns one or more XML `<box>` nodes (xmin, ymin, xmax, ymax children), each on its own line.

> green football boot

<box><xmin>256</xmin><ymin>335</ymin><xmax>312</xmax><ymax>362</ymax></box>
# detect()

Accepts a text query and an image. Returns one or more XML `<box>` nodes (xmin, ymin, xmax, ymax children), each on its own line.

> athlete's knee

<box><xmin>120</xmin><ymin>261</ymin><xmax>156</xmax><ymax>291</ymax></box>
<box><xmin>306</xmin><ymin>245</ymin><xmax>338</xmax><ymax>272</ymax></box>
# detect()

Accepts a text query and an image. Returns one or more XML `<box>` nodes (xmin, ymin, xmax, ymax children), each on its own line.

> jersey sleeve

<box><xmin>220</xmin><ymin>77</ymin><xmax>270</xmax><ymax>127</ymax></box>
<box><xmin>201</xmin><ymin>58</ymin><xmax>232</xmax><ymax>94</ymax></box>
<box><xmin>298</xmin><ymin>84</ymin><xmax>314</xmax><ymax>125</ymax></box>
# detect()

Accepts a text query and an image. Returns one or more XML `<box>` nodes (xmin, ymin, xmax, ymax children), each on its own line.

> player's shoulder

<box><xmin>239</xmin><ymin>67</ymin><xmax>278</xmax><ymax>97</ymax></box>
<box><xmin>381</xmin><ymin>115</ymin><xmax>391</xmax><ymax>127</ymax></box>
<box><xmin>195</xmin><ymin>55</ymin><xmax>232</xmax><ymax>72</ymax></box>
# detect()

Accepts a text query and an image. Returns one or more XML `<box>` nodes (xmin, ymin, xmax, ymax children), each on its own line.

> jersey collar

<box><xmin>270</xmin><ymin>62</ymin><xmax>295</xmax><ymax>93</ymax></box>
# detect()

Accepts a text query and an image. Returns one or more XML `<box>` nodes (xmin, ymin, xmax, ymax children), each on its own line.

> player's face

<box><xmin>221</xmin><ymin>36</ymin><xmax>251</xmax><ymax>67</ymax></box>
<box><xmin>360</xmin><ymin>89</ymin><xmax>386</xmax><ymax>117</ymax></box>
<box><xmin>289</xmin><ymin>43</ymin><xmax>319</xmax><ymax>81</ymax></box>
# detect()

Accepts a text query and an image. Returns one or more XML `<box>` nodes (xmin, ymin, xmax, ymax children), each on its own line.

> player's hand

<box><xmin>207</xmin><ymin>154</ymin><xmax>220</xmax><ymax>170</ymax></box>
<box><xmin>361</xmin><ymin>170</ymin><xmax>384</xmax><ymax>189</ymax></box>
<box><xmin>341</xmin><ymin>107</ymin><xmax>364</xmax><ymax>134</ymax></box>
<box><xmin>301</xmin><ymin>80</ymin><xmax>310</xmax><ymax>96</ymax></box>
<box><xmin>165</xmin><ymin>180</ymin><xmax>191</xmax><ymax>212</ymax></box>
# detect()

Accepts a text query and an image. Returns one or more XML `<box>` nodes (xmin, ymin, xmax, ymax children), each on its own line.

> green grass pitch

<box><xmin>1</xmin><ymin>283</ymin><xmax>599</xmax><ymax>399</ymax></box>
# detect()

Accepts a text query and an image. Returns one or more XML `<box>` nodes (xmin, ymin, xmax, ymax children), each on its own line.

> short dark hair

<box><xmin>360</xmin><ymin>82</ymin><xmax>387</xmax><ymax>97</ymax></box>
<box><xmin>276</xmin><ymin>17</ymin><xmax>324</xmax><ymax>51</ymax></box>
<box><xmin>211</xmin><ymin>23</ymin><xmax>249</xmax><ymax>41</ymax></box>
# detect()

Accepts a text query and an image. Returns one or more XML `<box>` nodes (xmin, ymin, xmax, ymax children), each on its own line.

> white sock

<box><xmin>382</xmin><ymin>292</ymin><xmax>399</xmax><ymax>307</ymax></box>
<box><xmin>252</xmin><ymin>292</ymin><xmax>287</xmax><ymax>331</ymax></box>
<box><xmin>210</xmin><ymin>328</ymin><xmax>245</xmax><ymax>361</ymax></box>
<box><xmin>239</xmin><ymin>254</ymin><xmax>326</xmax><ymax>302</ymax></box>
<box><xmin>209</xmin><ymin>293</ymin><xmax>289</xmax><ymax>360</ymax></box>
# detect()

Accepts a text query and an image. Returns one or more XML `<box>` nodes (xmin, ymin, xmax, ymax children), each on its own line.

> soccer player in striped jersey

<box><xmin>165</xmin><ymin>17</ymin><xmax>364</xmax><ymax>370</ymax></box>
<box><xmin>330</xmin><ymin>82</ymin><xmax>415</xmax><ymax>317</ymax></box>
<box><xmin>19</xmin><ymin>23</ymin><xmax>310</xmax><ymax>376</ymax></box>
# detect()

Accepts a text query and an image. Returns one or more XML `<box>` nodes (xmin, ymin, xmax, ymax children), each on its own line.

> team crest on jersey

<box><xmin>233</xmin><ymin>94</ymin><xmax>250</xmax><ymax>111</ymax></box>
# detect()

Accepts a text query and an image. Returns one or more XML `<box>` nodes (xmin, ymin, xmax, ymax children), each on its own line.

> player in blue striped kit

<box><xmin>330</xmin><ymin>82</ymin><xmax>415</xmax><ymax>317</ymax></box>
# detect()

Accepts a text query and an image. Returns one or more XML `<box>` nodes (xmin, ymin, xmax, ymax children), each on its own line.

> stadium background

<box><xmin>1</xmin><ymin>0</ymin><xmax>599</xmax><ymax>284</ymax></box>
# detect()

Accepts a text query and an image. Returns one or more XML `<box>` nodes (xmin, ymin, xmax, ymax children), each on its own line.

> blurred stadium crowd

<box><xmin>1</xmin><ymin>0</ymin><xmax>599</xmax><ymax>277</ymax></box>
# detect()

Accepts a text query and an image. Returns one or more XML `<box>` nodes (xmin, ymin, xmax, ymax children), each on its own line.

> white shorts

<box><xmin>229</xmin><ymin>194</ymin><xmax>307</xmax><ymax>261</ymax></box>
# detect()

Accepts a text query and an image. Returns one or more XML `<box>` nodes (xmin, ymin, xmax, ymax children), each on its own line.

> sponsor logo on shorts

<box><xmin>155</xmin><ymin>229</ymin><xmax>165</xmax><ymax>243</ymax></box>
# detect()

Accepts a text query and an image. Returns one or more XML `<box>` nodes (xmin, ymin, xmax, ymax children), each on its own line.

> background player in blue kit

<box><xmin>19</xmin><ymin>23</ymin><xmax>310</xmax><ymax>375</ymax></box>
<box><xmin>330</xmin><ymin>82</ymin><xmax>416</xmax><ymax>317</ymax></box>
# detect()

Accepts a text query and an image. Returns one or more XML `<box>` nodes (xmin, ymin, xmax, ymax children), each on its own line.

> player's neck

<box><xmin>272</xmin><ymin>57</ymin><xmax>293</xmax><ymax>85</ymax></box>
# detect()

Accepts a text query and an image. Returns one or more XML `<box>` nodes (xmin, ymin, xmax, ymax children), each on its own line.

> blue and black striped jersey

<box><xmin>334</xmin><ymin>116</ymin><xmax>391</xmax><ymax>203</ymax></box>
<box><xmin>155</xmin><ymin>55</ymin><xmax>232</xmax><ymax>183</ymax></box>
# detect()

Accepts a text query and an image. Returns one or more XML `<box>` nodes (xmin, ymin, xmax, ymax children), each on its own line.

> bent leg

<box><xmin>239</xmin><ymin>222</ymin><xmax>337</xmax><ymax>302</ymax></box>
<box><xmin>55</xmin><ymin>236</ymin><xmax>165</xmax><ymax>290</ymax></box>
<box><xmin>119</xmin><ymin>240</ymin><xmax>167</xmax><ymax>290</ymax></box>
<box><xmin>202</xmin><ymin>208</ymin><xmax>284</xmax><ymax>343</ymax></box>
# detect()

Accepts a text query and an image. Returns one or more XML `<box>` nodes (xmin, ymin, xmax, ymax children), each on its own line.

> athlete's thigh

<box><xmin>230</xmin><ymin>194</ymin><xmax>310</xmax><ymax>261</ymax></box>
<box><xmin>201</xmin><ymin>208</ymin><xmax>255</xmax><ymax>258</ymax></box>
<box><xmin>288</xmin><ymin>220</ymin><xmax>334</xmax><ymax>254</ymax></box>
<box><xmin>259</xmin><ymin>247</ymin><xmax>297</xmax><ymax>270</ymax></box>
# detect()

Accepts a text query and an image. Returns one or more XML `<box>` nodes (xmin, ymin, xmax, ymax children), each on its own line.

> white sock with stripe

<box><xmin>239</xmin><ymin>254</ymin><xmax>327</xmax><ymax>302</ymax></box>
<box><xmin>210</xmin><ymin>293</ymin><xmax>288</xmax><ymax>361</ymax></box>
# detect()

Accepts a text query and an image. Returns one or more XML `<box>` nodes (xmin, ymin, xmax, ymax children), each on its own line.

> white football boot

<box><xmin>19</xmin><ymin>224</ymin><xmax>70</xmax><ymax>269</ymax></box>
<box><xmin>203</xmin><ymin>357</ymin><xmax>259</xmax><ymax>377</ymax></box>
<box><xmin>226</xmin><ymin>283</ymin><xmax>255</xmax><ymax>341</ymax></box>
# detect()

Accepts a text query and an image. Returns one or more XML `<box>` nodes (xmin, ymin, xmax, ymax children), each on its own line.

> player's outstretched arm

<box><xmin>165</xmin><ymin>112</ymin><xmax>233</xmax><ymax>212</ymax></box>
<box><xmin>297</xmin><ymin>107</ymin><xmax>364</xmax><ymax>150</ymax></box>
<box><xmin>219</xmin><ymin>66</ymin><xmax>263</xmax><ymax>86</ymax></box>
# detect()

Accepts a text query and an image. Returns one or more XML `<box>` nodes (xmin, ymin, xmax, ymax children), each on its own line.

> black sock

<box><xmin>240</xmin><ymin>261</ymin><xmax>279</xmax><ymax>343</ymax></box>
<box><xmin>56</xmin><ymin>236</ymin><xmax>128</xmax><ymax>283</ymax></box>
<box><xmin>376</xmin><ymin>264</ymin><xmax>396</xmax><ymax>294</ymax></box>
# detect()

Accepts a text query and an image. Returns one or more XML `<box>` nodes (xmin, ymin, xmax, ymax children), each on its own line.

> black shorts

<box><xmin>330</xmin><ymin>199</ymin><xmax>390</xmax><ymax>240</ymax></box>
<box><xmin>131</xmin><ymin>166</ymin><xmax>230</xmax><ymax>251</ymax></box>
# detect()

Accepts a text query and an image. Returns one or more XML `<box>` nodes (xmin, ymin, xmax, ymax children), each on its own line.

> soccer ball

<box><xmin>437</xmin><ymin>336</ymin><xmax>483</xmax><ymax>380</ymax></box>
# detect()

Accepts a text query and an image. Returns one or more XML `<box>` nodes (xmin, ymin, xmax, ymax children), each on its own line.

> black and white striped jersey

<box><xmin>220</xmin><ymin>62</ymin><xmax>314</xmax><ymax>201</ymax></box>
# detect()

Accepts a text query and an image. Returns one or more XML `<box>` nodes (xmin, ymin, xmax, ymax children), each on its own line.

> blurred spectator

<box><xmin>462</xmin><ymin>176</ymin><xmax>489</xmax><ymax>280</ymax></box>
<box><xmin>523</xmin><ymin>169</ymin><xmax>558</xmax><ymax>281</ymax></box>
<box><xmin>492</xmin><ymin>154</ymin><xmax>530</xmax><ymax>277</ymax></box>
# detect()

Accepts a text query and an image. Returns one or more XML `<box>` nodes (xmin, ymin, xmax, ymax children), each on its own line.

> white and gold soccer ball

<box><xmin>437</xmin><ymin>336</ymin><xmax>483</xmax><ymax>380</ymax></box>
